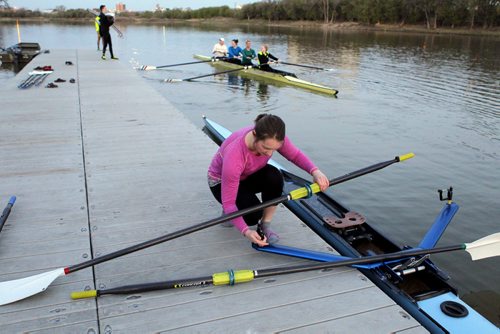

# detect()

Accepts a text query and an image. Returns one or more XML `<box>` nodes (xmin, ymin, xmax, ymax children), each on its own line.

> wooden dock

<box><xmin>0</xmin><ymin>50</ymin><xmax>427</xmax><ymax>333</ymax></box>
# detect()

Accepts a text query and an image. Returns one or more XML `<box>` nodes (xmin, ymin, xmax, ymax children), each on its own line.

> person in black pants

<box><xmin>257</xmin><ymin>44</ymin><xmax>295</xmax><ymax>77</ymax></box>
<box><xmin>98</xmin><ymin>5</ymin><xmax>118</xmax><ymax>60</ymax></box>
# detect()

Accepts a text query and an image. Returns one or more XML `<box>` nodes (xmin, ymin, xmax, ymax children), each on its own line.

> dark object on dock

<box><xmin>0</xmin><ymin>43</ymin><xmax>41</xmax><ymax>64</ymax></box>
<box><xmin>0</xmin><ymin>196</ymin><xmax>16</xmax><ymax>235</ymax></box>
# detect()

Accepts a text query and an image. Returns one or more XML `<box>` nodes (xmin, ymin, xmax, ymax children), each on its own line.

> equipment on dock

<box><xmin>0</xmin><ymin>196</ymin><xmax>16</xmax><ymax>235</ymax></box>
<box><xmin>0</xmin><ymin>151</ymin><xmax>411</xmax><ymax>305</ymax></box>
<box><xmin>18</xmin><ymin>69</ymin><xmax>53</xmax><ymax>89</ymax></box>
<box><xmin>0</xmin><ymin>43</ymin><xmax>40</xmax><ymax>64</ymax></box>
<box><xmin>191</xmin><ymin>55</ymin><xmax>338</xmax><ymax>95</ymax></box>
<box><xmin>200</xmin><ymin>117</ymin><xmax>500</xmax><ymax>334</ymax></box>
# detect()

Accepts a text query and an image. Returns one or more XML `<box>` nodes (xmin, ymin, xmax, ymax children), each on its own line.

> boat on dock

<box><xmin>193</xmin><ymin>55</ymin><xmax>338</xmax><ymax>96</ymax></box>
<box><xmin>203</xmin><ymin>116</ymin><xmax>499</xmax><ymax>334</ymax></box>
<box><xmin>0</xmin><ymin>42</ymin><xmax>40</xmax><ymax>64</ymax></box>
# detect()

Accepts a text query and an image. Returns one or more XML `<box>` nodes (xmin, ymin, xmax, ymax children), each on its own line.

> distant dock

<box><xmin>0</xmin><ymin>50</ymin><xmax>425</xmax><ymax>333</ymax></box>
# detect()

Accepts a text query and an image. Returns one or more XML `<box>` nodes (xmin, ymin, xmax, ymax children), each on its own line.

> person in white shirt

<box><xmin>212</xmin><ymin>37</ymin><xmax>228</xmax><ymax>58</ymax></box>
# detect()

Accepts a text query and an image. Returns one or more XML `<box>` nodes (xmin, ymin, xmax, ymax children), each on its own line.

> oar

<box><xmin>137</xmin><ymin>59</ymin><xmax>220</xmax><ymax>71</ymax></box>
<box><xmin>0</xmin><ymin>196</ymin><xmax>16</xmax><ymax>234</ymax></box>
<box><xmin>0</xmin><ymin>153</ymin><xmax>414</xmax><ymax>305</ymax></box>
<box><xmin>164</xmin><ymin>65</ymin><xmax>255</xmax><ymax>82</ymax></box>
<box><xmin>88</xmin><ymin>9</ymin><xmax>123</xmax><ymax>38</ymax></box>
<box><xmin>71</xmin><ymin>233</ymin><xmax>500</xmax><ymax>299</ymax></box>
<box><xmin>280</xmin><ymin>61</ymin><xmax>334</xmax><ymax>71</ymax></box>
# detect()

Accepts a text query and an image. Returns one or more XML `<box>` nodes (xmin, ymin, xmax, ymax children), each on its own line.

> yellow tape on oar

<box><xmin>398</xmin><ymin>153</ymin><xmax>415</xmax><ymax>162</ymax></box>
<box><xmin>289</xmin><ymin>183</ymin><xmax>321</xmax><ymax>200</ymax></box>
<box><xmin>212</xmin><ymin>270</ymin><xmax>255</xmax><ymax>286</ymax></box>
<box><xmin>71</xmin><ymin>290</ymin><xmax>97</xmax><ymax>299</ymax></box>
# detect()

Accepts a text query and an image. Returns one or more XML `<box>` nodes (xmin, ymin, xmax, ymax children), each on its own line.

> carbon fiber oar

<box><xmin>137</xmin><ymin>59</ymin><xmax>220</xmax><ymax>71</ymax></box>
<box><xmin>0</xmin><ymin>196</ymin><xmax>16</xmax><ymax>234</ymax></box>
<box><xmin>164</xmin><ymin>65</ymin><xmax>257</xmax><ymax>82</ymax></box>
<box><xmin>280</xmin><ymin>61</ymin><xmax>334</xmax><ymax>71</ymax></box>
<box><xmin>0</xmin><ymin>153</ymin><xmax>414</xmax><ymax>305</ymax></box>
<box><xmin>71</xmin><ymin>233</ymin><xmax>500</xmax><ymax>299</ymax></box>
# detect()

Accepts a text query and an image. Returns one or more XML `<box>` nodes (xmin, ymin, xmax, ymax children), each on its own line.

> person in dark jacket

<box><xmin>257</xmin><ymin>44</ymin><xmax>295</xmax><ymax>77</ymax></box>
<box><xmin>98</xmin><ymin>5</ymin><xmax>118</xmax><ymax>60</ymax></box>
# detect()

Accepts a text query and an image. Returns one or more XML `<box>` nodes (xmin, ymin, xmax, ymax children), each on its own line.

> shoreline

<box><xmin>1</xmin><ymin>17</ymin><xmax>499</xmax><ymax>38</ymax></box>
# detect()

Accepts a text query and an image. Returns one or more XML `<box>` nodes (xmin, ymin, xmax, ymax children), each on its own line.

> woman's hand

<box><xmin>244</xmin><ymin>229</ymin><xmax>268</xmax><ymax>247</ymax></box>
<box><xmin>312</xmin><ymin>169</ymin><xmax>329</xmax><ymax>191</ymax></box>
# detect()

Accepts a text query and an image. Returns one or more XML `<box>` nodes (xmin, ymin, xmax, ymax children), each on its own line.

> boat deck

<box><xmin>0</xmin><ymin>50</ymin><xmax>426</xmax><ymax>333</ymax></box>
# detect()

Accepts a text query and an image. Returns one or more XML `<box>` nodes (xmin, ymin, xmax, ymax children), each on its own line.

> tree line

<box><xmin>0</xmin><ymin>1</ymin><xmax>498</xmax><ymax>29</ymax></box>
<box><xmin>238</xmin><ymin>0</ymin><xmax>498</xmax><ymax>29</ymax></box>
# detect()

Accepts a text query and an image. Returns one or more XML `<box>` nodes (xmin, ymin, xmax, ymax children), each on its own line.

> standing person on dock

<box><xmin>240</xmin><ymin>39</ymin><xmax>256</xmax><ymax>66</ymax></box>
<box><xmin>212</xmin><ymin>37</ymin><xmax>227</xmax><ymax>58</ymax></box>
<box><xmin>258</xmin><ymin>44</ymin><xmax>296</xmax><ymax>77</ymax></box>
<box><xmin>98</xmin><ymin>5</ymin><xmax>118</xmax><ymax>60</ymax></box>
<box><xmin>95</xmin><ymin>14</ymin><xmax>101</xmax><ymax>51</ymax></box>
<box><xmin>207</xmin><ymin>114</ymin><xmax>329</xmax><ymax>246</ymax></box>
<box><xmin>226</xmin><ymin>39</ymin><xmax>242</xmax><ymax>64</ymax></box>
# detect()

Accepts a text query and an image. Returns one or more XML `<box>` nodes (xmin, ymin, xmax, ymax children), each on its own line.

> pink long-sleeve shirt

<box><xmin>208</xmin><ymin>126</ymin><xmax>318</xmax><ymax>234</ymax></box>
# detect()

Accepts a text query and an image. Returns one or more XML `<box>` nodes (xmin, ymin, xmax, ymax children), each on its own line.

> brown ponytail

<box><xmin>254</xmin><ymin>113</ymin><xmax>285</xmax><ymax>141</ymax></box>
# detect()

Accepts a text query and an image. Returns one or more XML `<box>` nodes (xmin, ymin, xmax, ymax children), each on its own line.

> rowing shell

<box><xmin>202</xmin><ymin>116</ymin><xmax>499</xmax><ymax>334</ymax></box>
<box><xmin>194</xmin><ymin>55</ymin><xmax>338</xmax><ymax>96</ymax></box>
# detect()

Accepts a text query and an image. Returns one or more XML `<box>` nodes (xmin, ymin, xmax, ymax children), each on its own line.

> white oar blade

<box><xmin>0</xmin><ymin>268</ymin><xmax>65</xmax><ymax>305</ymax></box>
<box><xmin>465</xmin><ymin>233</ymin><xmax>500</xmax><ymax>260</ymax></box>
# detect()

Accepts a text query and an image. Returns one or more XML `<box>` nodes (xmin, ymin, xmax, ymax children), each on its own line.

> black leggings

<box><xmin>101</xmin><ymin>32</ymin><xmax>114</xmax><ymax>57</ymax></box>
<box><xmin>210</xmin><ymin>165</ymin><xmax>284</xmax><ymax>226</ymax></box>
<box><xmin>259</xmin><ymin>64</ymin><xmax>296</xmax><ymax>78</ymax></box>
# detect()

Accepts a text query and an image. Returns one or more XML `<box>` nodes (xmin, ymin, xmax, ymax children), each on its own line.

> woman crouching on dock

<box><xmin>207</xmin><ymin>114</ymin><xmax>329</xmax><ymax>246</ymax></box>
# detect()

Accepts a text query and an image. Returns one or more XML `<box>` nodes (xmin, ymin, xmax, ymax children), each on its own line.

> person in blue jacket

<box><xmin>226</xmin><ymin>39</ymin><xmax>242</xmax><ymax>64</ymax></box>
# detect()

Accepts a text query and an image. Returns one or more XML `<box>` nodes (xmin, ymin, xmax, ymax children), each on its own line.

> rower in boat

<box><xmin>207</xmin><ymin>114</ymin><xmax>329</xmax><ymax>247</ymax></box>
<box><xmin>212</xmin><ymin>37</ymin><xmax>228</xmax><ymax>59</ymax></box>
<box><xmin>258</xmin><ymin>44</ymin><xmax>296</xmax><ymax>77</ymax></box>
<box><xmin>240</xmin><ymin>40</ymin><xmax>257</xmax><ymax>66</ymax></box>
<box><xmin>226</xmin><ymin>39</ymin><xmax>242</xmax><ymax>64</ymax></box>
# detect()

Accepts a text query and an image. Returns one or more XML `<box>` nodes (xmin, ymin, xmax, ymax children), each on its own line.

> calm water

<box><xmin>1</xmin><ymin>23</ymin><xmax>499</xmax><ymax>324</ymax></box>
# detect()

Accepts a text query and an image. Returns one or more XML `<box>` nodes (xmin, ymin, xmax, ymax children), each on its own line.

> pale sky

<box><xmin>9</xmin><ymin>1</ymin><xmax>256</xmax><ymax>11</ymax></box>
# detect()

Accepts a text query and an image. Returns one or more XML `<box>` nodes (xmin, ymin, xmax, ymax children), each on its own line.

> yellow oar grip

<box><xmin>212</xmin><ymin>270</ymin><xmax>254</xmax><ymax>286</ymax></box>
<box><xmin>289</xmin><ymin>183</ymin><xmax>321</xmax><ymax>200</ymax></box>
<box><xmin>71</xmin><ymin>290</ymin><xmax>97</xmax><ymax>299</ymax></box>
<box><xmin>398</xmin><ymin>153</ymin><xmax>415</xmax><ymax>162</ymax></box>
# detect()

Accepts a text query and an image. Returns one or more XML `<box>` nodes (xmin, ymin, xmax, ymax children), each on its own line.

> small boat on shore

<box><xmin>0</xmin><ymin>42</ymin><xmax>40</xmax><ymax>64</ymax></box>
<box><xmin>203</xmin><ymin>116</ymin><xmax>499</xmax><ymax>334</ymax></box>
<box><xmin>194</xmin><ymin>54</ymin><xmax>338</xmax><ymax>96</ymax></box>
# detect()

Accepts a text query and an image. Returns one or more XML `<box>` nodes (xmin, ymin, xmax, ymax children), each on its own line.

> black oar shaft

<box><xmin>183</xmin><ymin>67</ymin><xmax>250</xmax><ymax>81</ymax></box>
<box><xmin>280</xmin><ymin>61</ymin><xmax>326</xmax><ymax>70</ymax></box>
<box><xmin>66</xmin><ymin>195</ymin><xmax>288</xmax><ymax>273</ymax></box>
<box><xmin>101</xmin><ymin>275</ymin><xmax>214</xmax><ymax>296</ymax></box>
<box><xmin>0</xmin><ymin>196</ymin><xmax>16</xmax><ymax>234</ymax></box>
<box><xmin>327</xmin><ymin>157</ymin><xmax>398</xmax><ymax>188</ymax></box>
<box><xmin>67</xmin><ymin>155</ymin><xmax>411</xmax><ymax>274</ymax></box>
<box><xmin>157</xmin><ymin>60</ymin><xmax>213</xmax><ymax>69</ymax></box>
<box><xmin>256</xmin><ymin>244</ymin><xmax>465</xmax><ymax>278</ymax></box>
